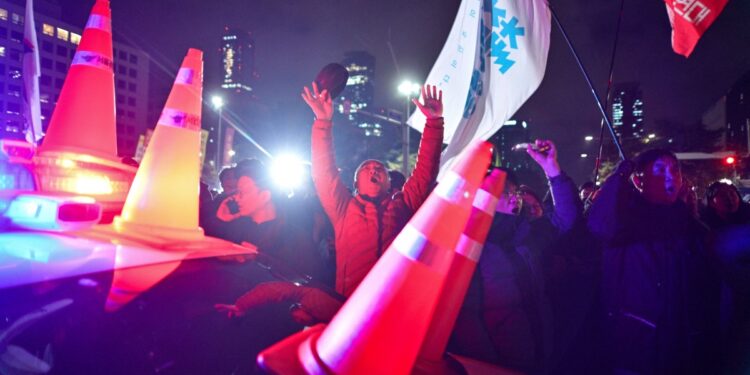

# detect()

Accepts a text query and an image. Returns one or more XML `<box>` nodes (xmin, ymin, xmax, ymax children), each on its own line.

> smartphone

<box><xmin>227</xmin><ymin>198</ymin><xmax>240</xmax><ymax>214</ymax></box>
<box><xmin>512</xmin><ymin>143</ymin><xmax>550</xmax><ymax>153</ymax></box>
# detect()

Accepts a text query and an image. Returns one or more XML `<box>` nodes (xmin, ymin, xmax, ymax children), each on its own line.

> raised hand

<box><xmin>526</xmin><ymin>139</ymin><xmax>561</xmax><ymax>178</ymax></box>
<box><xmin>301</xmin><ymin>81</ymin><xmax>334</xmax><ymax>121</ymax></box>
<box><xmin>412</xmin><ymin>84</ymin><xmax>443</xmax><ymax>120</ymax></box>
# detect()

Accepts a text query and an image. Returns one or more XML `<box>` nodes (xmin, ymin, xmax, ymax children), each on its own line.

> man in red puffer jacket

<box><xmin>302</xmin><ymin>82</ymin><xmax>444</xmax><ymax>297</ymax></box>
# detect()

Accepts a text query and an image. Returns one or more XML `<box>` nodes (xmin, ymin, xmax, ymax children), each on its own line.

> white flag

<box><xmin>23</xmin><ymin>0</ymin><xmax>43</xmax><ymax>144</ymax></box>
<box><xmin>409</xmin><ymin>0</ymin><xmax>551</xmax><ymax>178</ymax></box>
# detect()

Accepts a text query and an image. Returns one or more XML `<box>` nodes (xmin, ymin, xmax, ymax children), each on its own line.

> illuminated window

<box><xmin>70</xmin><ymin>32</ymin><xmax>81</xmax><ymax>45</ymax></box>
<box><xmin>42</xmin><ymin>23</ymin><xmax>54</xmax><ymax>36</ymax></box>
<box><xmin>11</xmin><ymin>13</ymin><xmax>22</xmax><ymax>25</ymax></box>
<box><xmin>9</xmin><ymin>30</ymin><xmax>21</xmax><ymax>43</ymax></box>
<box><xmin>6</xmin><ymin>101</ymin><xmax>20</xmax><ymax>115</ymax></box>
<box><xmin>223</xmin><ymin>47</ymin><xmax>235</xmax><ymax>81</ymax></box>
<box><xmin>8</xmin><ymin>68</ymin><xmax>20</xmax><ymax>79</ymax></box>
<box><xmin>0</xmin><ymin>9</ymin><xmax>7</xmax><ymax>21</ymax></box>
<box><xmin>56</xmin><ymin>27</ymin><xmax>68</xmax><ymax>41</ymax></box>
<box><xmin>0</xmin><ymin>46</ymin><xmax>4</xmax><ymax>57</ymax></box>
<box><xmin>8</xmin><ymin>84</ymin><xmax>20</xmax><ymax>97</ymax></box>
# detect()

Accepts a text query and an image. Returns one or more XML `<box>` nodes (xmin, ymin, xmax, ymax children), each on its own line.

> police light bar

<box><xmin>2</xmin><ymin>193</ymin><xmax>102</xmax><ymax>231</ymax></box>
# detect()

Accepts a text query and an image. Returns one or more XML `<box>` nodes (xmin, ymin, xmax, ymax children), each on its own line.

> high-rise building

<box><xmin>0</xmin><ymin>0</ymin><xmax>150</xmax><ymax>158</ymax></box>
<box><xmin>338</xmin><ymin>51</ymin><xmax>380</xmax><ymax>137</ymax></box>
<box><xmin>220</xmin><ymin>26</ymin><xmax>254</xmax><ymax>94</ymax></box>
<box><xmin>204</xmin><ymin>26</ymin><xmax>257</xmax><ymax>170</ymax></box>
<box><xmin>701</xmin><ymin>71</ymin><xmax>750</xmax><ymax>155</ymax></box>
<box><xmin>489</xmin><ymin>119</ymin><xmax>532</xmax><ymax>173</ymax></box>
<box><xmin>725</xmin><ymin>71</ymin><xmax>750</xmax><ymax>155</ymax></box>
<box><xmin>611</xmin><ymin>82</ymin><xmax>645</xmax><ymax>141</ymax></box>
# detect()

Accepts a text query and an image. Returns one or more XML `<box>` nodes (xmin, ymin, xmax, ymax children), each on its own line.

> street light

<box><xmin>211</xmin><ymin>95</ymin><xmax>225</xmax><ymax>169</ymax></box>
<box><xmin>398</xmin><ymin>80</ymin><xmax>421</xmax><ymax>175</ymax></box>
<box><xmin>211</xmin><ymin>95</ymin><xmax>224</xmax><ymax>109</ymax></box>
<box><xmin>584</xmin><ymin>135</ymin><xmax>594</xmax><ymax>141</ymax></box>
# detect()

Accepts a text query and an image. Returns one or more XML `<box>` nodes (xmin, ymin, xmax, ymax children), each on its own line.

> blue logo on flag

<box><xmin>490</xmin><ymin>0</ymin><xmax>525</xmax><ymax>74</ymax></box>
<box><xmin>463</xmin><ymin>0</ymin><xmax>526</xmax><ymax>119</ymax></box>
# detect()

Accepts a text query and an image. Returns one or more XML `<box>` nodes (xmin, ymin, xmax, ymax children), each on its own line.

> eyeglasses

<box><xmin>501</xmin><ymin>190</ymin><xmax>522</xmax><ymax>199</ymax></box>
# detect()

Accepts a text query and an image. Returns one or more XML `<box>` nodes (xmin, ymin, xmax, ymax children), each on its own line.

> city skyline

<box><xmin>0</xmin><ymin>0</ymin><xmax>149</xmax><ymax>157</ymax></box>
<box><xmin>51</xmin><ymin>0</ymin><xmax>750</xmax><ymax>183</ymax></box>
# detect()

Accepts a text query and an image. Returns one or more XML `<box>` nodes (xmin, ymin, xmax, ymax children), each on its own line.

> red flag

<box><xmin>665</xmin><ymin>0</ymin><xmax>729</xmax><ymax>57</ymax></box>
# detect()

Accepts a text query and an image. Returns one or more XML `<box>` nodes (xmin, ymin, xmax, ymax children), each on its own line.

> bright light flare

<box><xmin>398</xmin><ymin>80</ymin><xmax>421</xmax><ymax>96</ymax></box>
<box><xmin>211</xmin><ymin>95</ymin><xmax>224</xmax><ymax>109</ymax></box>
<box><xmin>59</xmin><ymin>159</ymin><xmax>76</xmax><ymax>169</ymax></box>
<box><xmin>74</xmin><ymin>174</ymin><xmax>114</xmax><ymax>195</ymax></box>
<box><xmin>584</xmin><ymin>135</ymin><xmax>594</xmax><ymax>141</ymax></box>
<box><xmin>270</xmin><ymin>154</ymin><xmax>306</xmax><ymax>190</ymax></box>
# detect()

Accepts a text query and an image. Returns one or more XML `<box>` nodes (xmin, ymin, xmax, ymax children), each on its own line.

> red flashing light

<box><xmin>59</xmin><ymin>202</ymin><xmax>102</xmax><ymax>222</ymax></box>
<box><xmin>725</xmin><ymin>156</ymin><xmax>736</xmax><ymax>165</ymax></box>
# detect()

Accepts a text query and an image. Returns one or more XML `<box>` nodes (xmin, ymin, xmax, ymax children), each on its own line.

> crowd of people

<box><xmin>200</xmin><ymin>84</ymin><xmax>749</xmax><ymax>374</ymax></box>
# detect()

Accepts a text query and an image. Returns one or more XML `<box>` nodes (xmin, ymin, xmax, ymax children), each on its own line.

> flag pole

<box><xmin>22</xmin><ymin>0</ymin><xmax>42</xmax><ymax>148</ymax></box>
<box><xmin>593</xmin><ymin>0</ymin><xmax>626</xmax><ymax>182</ymax></box>
<box><xmin>548</xmin><ymin>2</ymin><xmax>626</xmax><ymax>161</ymax></box>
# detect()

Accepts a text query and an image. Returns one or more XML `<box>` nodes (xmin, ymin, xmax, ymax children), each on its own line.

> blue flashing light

<box><xmin>6</xmin><ymin>195</ymin><xmax>60</xmax><ymax>229</ymax></box>
<box><xmin>2</xmin><ymin>194</ymin><xmax>101</xmax><ymax>231</ymax></box>
<box><xmin>0</xmin><ymin>160</ymin><xmax>36</xmax><ymax>190</ymax></box>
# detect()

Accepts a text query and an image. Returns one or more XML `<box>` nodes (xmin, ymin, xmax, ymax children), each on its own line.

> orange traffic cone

<box><xmin>418</xmin><ymin>168</ymin><xmax>506</xmax><ymax>364</ymax></box>
<box><xmin>258</xmin><ymin>140</ymin><xmax>494</xmax><ymax>375</ymax></box>
<box><xmin>113</xmin><ymin>49</ymin><xmax>204</xmax><ymax>240</ymax></box>
<box><xmin>38</xmin><ymin>0</ymin><xmax>118</xmax><ymax>161</ymax></box>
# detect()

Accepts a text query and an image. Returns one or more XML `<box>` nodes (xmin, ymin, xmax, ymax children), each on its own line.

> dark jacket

<box><xmin>587</xmin><ymin>161</ymin><xmax>720</xmax><ymax>374</ymax></box>
<box><xmin>466</xmin><ymin>172</ymin><xmax>581</xmax><ymax>374</ymax></box>
<box><xmin>700</xmin><ymin>202</ymin><xmax>750</xmax><ymax>231</ymax></box>
<box><xmin>200</xmin><ymin>197</ymin><xmax>328</xmax><ymax>283</ymax></box>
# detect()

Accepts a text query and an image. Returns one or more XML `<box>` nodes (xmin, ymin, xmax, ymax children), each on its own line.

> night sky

<box><xmin>58</xmin><ymin>0</ymin><xmax>750</xmax><ymax>184</ymax></box>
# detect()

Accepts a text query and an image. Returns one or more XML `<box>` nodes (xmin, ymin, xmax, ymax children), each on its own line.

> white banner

<box><xmin>409</xmin><ymin>0</ymin><xmax>551</xmax><ymax>178</ymax></box>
